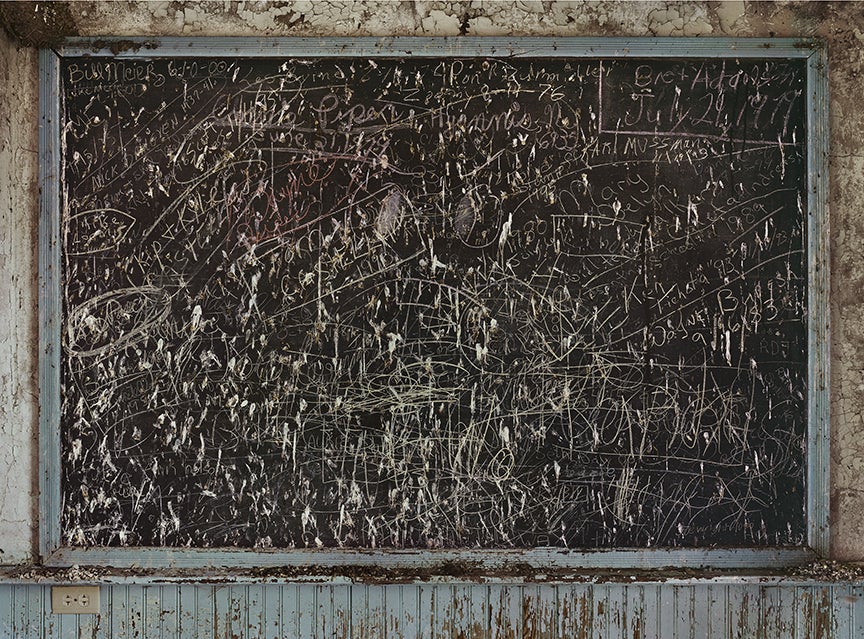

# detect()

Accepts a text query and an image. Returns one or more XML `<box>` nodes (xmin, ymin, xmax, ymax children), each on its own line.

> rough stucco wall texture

<box><xmin>2</xmin><ymin>0</ymin><xmax>864</xmax><ymax>563</ymax></box>
<box><xmin>0</xmin><ymin>26</ymin><xmax>38</xmax><ymax>565</ymax></box>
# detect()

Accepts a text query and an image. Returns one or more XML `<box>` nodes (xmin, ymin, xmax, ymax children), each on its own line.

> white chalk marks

<box><xmin>60</xmin><ymin>57</ymin><xmax>808</xmax><ymax>550</ymax></box>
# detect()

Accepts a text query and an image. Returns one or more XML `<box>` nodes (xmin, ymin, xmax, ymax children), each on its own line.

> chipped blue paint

<box><xmin>0</xmin><ymin>581</ymin><xmax>858</xmax><ymax>638</ymax></box>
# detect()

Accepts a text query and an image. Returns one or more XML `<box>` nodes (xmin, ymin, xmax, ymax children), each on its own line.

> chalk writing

<box><xmin>60</xmin><ymin>56</ymin><xmax>808</xmax><ymax>549</ymax></box>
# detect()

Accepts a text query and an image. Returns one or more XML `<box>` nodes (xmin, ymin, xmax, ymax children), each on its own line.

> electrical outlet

<box><xmin>51</xmin><ymin>586</ymin><xmax>100</xmax><ymax>614</ymax></box>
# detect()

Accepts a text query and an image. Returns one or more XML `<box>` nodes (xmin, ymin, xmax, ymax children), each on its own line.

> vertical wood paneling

<box><xmin>382</xmin><ymin>585</ymin><xmax>399</xmax><ymax>639</ymax></box>
<box><xmin>331</xmin><ymin>583</ymin><xmax>351</xmax><ymax>639</ymax></box>
<box><xmin>848</xmin><ymin>586</ymin><xmax>864</xmax><ymax>637</ymax></box>
<box><xmin>689</xmin><ymin>584</ymin><xmax>710</xmax><ymax>639</ymax></box>
<box><xmin>490</xmin><ymin>584</ymin><xmax>522</xmax><ymax>639</ymax></box>
<box><xmin>197</xmin><ymin>586</ymin><xmax>216</xmax><ymax>639</ymax></box>
<box><xmin>0</xmin><ymin>585</ymin><xmax>12</xmax><ymax>639</ymax></box>
<box><xmin>297</xmin><ymin>585</ymin><xmax>316</xmax><ymax>639</ymax></box>
<box><xmin>641</xmin><ymin>584</ymin><xmax>661</xmax><ymax>639</ymax></box>
<box><xmin>11</xmin><ymin>581</ymin><xmax>37</xmax><ymax>639</ymax></box>
<box><xmin>262</xmin><ymin>582</ymin><xmax>282</xmax><ymax>639</ymax></box>
<box><xmin>726</xmin><ymin>583</ymin><xmax>747</xmax><ymax>639</ymax></box>
<box><xmin>448</xmin><ymin>584</ymin><xmax>471</xmax><ymax>638</ymax></box>
<box><xmin>163</xmin><ymin>586</ymin><xmax>181</xmax><ymax>638</ymax></box>
<box><xmin>557</xmin><ymin>582</ymin><xmax>589</xmax><ymax>639</ymax></box>
<box><xmin>365</xmin><ymin>583</ymin><xmax>386</xmax><ymax>638</ymax></box>
<box><xmin>815</xmin><ymin>587</ymin><xmax>834</xmax><ymax>639</ymax></box>
<box><xmin>29</xmin><ymin>584</ymin><xmax>45</xmax><ymax>639</ymax></box>
<box><xmin>853</xmin><ymin>585</ymin><xmax>864</xmax><ymax>639</ymax></box>
<box><xmin>0</xmin><ymin>581</ymin><xmax>860</xmax><ymax>638</ymax></box>
<box><xmin>705</xmin><ymin>583</ymin><xmax>727</xmax><ymax>638</ymax></box>
<box><xmin>740</xmin><ymin>585</ymin><xmax>763</xmax><ymax>639</ymax></box>
<box><xmin>315</xmin><ymin>584</ymin><xmax>332</xmax><ymax>639</ymax></box>
<box><xmin>449</xmin><ymin>584</ymin><xmax>490</xmax><ymax>639</ymax></box>
<box><xmin>74</xmin><ymin>606</ymin><xmax>97</xmax><ymax>639</ymax></box>
<box><xmin>777</xmin><ymin>584</ymin><xmax>801</xmax><ymax>639</ymax></box>
<box><xmin>107</xmin><ymin>582</ymin><xmax>126</xmax><ymax>639</ymax></box>
<box><xmin>831</xmin><ymin>584</ymin><xmax>853</xmax><ymax>639</ymax></box>
<box><xmin>213</xmin><ymin>585</ymin><xmax>231</xmax><ymax>639</ymax></box>
<box><xmin>178</xmin><ymin>583</ymin><xmax>197</xmax><ymax>639</ymax></box>
<box><xmin>55</xmin><ymin>606</ymin><xmax>78</xmax><ymax>639</ymax></box>
<box><xmin>349</xmin><ymin>583</ymin><xmax>368</xmax><ymax>639</ymax></box>
<box><xmin>42</xmin><ymin>588</ymin><xmax>57</xmax><ymax>639</ymax></box>
<box><xmin>624</xmin><ymin>584</ymin><xmax>645</xmax><ymax>639</ymax></box>
<box><xmin>673</xmin><ymin>585</ymin><xmax>693</xmax><ymax>639</ymax></box>
<box><xmin>247</xmin><ymin>584</ymin><xmax>265</xmax><ymax>639</ymax></box>
<box><xmin>280</xmin><ymin>584</ymin><xmax>301</xmax><ymax>639</ymax></box>
<box><xmin>10</xmin><ymin>583</ymin><xmax>25</xmax><ymax>639</ymax></box>
<box><xmin>144</xmin><ymin>585</ymin><xmax>163</xmax><ymax>639</ymax></box>
<box><xmin>128</xmin><ymin>585</ymin><xmax>146</xmax><ymax>639</ymax></box>
<box><xmin>470</xmin><ymin>585</ymin><xmax>490</xmax><ymax>639</ymax></box>
<box><xmin>605</xmin><ymin>584</ymin><xmax>627</xmax><ymax>639</ymax></box>
<box><xmin>761</xmin><ymin>585</ymin><xmax>783</xmax><ymax>639</ymax></box>
<box><xmin>229</xmin><ymin>585</ymin><xmax>249</xmax><ymax>639</ymax></box>
<box><xmin>658</xmin><ymin>582</ymin><xmax>676</xmax><ymax>638</ymax></box>
<box><xmin>796</xmin><ymin>585</ymin><xmax>815</xmax><ymax>639</ymax></box>
<box><xmin>417</xmin><ymin>582</ymin><xmax>437</xmax><ymax>639</ymax></box>
<box><xmin>383</xmin><ymin>584</ymin><xmax>409</xmax><ymax>639</ymax></box>
<box><xmin>537</xmin><ymin>584</ymin><xmax>559</xmax><ymax>639</ymax></box>
<box><xmin>591</xmin><ymin>583</ymin><xmax>608</xmax><ymax>638</ymax></box>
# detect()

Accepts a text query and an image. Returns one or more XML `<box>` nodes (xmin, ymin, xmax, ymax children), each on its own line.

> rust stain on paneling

<box><xmin>444</xmin><ymin>588</ymin><xmax>490</xmax><ymax>639</ymax></box>
<box><xmin>521</xmin><ymin>587</ymin><xmax>559</xmax><ymax>639</ymax></box>
<box><xmin>334</xmin><ymin>607</ymin><xmax>349</xmax><ymax>639</ymax></box>
<box><xmin>733</xmin><ymin>590</ymin><xmax>749</xmax><ymax>639</ymax></box>
<box><xmin>797</xmin><ymin>589</ymin><xmax>830</xmax><ymax>639</ymax></box>
<box><xmin>491</xmin><ymin>587</ymin><xmax>516</xmax><ymax>639</ymax></box>
<box><xmin>611</xmin><ymin>596</ymin><xmax>623</xmax><ymax>634</ymax></box>
<box><xmin>2</xmin><ymin>582</ymin><xmax>857</xmax><ymax>638</ymax></box>
<box><xmin>522</xmin><ymin>592</ymin><xmax>537</xmax><ymax>638</ymax></box>
<box><xmin>576</xmin><ymin>590</ymin><xmax>592</xmax><ymax>639</ymax></box>
<box><xmin>813</xmin><ymin>588</ymin><xmax>833</xmax><ymax>639</ymax></box>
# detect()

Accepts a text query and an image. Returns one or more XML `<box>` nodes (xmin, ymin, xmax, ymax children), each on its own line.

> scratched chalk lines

<box><xmin>59</xmin><ymin>57</ymin><xmax>808</xmax><ymax>548</ymax></box>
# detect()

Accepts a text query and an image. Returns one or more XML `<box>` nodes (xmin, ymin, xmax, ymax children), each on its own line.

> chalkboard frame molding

<box><xmin>38</xmin><ymin>36</ymin><xmax>830</xmax><ymax>572</ymax></box>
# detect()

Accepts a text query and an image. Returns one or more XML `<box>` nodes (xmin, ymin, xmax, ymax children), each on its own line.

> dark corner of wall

<box><xmin>0</xmin><ymin>1</ymin><xmax>78</xmax><ymax>48</ymax></box>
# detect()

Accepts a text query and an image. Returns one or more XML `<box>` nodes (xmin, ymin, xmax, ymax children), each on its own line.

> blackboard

<box><xmin>58</xmin><ymin>51</ymin><xmax>811</xmax><ymax>551</ymax></box>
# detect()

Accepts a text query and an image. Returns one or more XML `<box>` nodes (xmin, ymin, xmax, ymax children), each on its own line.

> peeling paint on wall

<box><xmin>0</xmin><ymin>25</ymin><xmax>38</xmax><ymax>565</ymax></box>
<box><xmin>0</xmin><ymin>580</ymin><xmax>861</xmax><ymax>639</ymax></box>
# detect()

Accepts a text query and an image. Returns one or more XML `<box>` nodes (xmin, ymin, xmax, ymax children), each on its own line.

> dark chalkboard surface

<box><xmin>60</xmin><ymin>55</ymin><xmax>808</xmax><ymax>549</ymax></box>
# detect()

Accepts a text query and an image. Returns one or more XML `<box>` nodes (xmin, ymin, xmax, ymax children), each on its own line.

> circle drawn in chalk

<box><xmin>65</xmin><ymin>285</ymin><xmax>171</xmax><ymax>358</ymax></box>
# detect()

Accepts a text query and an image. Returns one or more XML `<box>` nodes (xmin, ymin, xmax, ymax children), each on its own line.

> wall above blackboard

<box><xmin>39</xmin><ymin>38</ymin><xmax>830</xmax><ymax>570</ymax></box>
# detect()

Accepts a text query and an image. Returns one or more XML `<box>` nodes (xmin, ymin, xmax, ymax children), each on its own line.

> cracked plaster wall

<box><xmin>2</xmin><ymin>0</ymin><xmax>864</xmax><ymax>563</ymax></box>
<box><xmin>0</xmin><ymin>25</ymin><xmax>38</xmax><ymax>565</ymax></box>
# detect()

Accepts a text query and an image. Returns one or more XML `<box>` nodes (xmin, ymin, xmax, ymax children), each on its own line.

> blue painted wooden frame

<box><xmin>39</xmin><ymin>37</ymin><xmax>830</xmax><ymax>571</ymax></box>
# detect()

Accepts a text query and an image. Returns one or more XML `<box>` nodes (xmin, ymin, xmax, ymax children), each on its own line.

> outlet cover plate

<box><xmin>51</xmin><ymin>586</ymin><xmax>100</xmax><ymax>614</ymax></box>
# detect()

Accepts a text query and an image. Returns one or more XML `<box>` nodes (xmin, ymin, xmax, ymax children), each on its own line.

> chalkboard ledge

<box><xmin>34</xmin><ymin>547</ymin><xmax>820</xmax><ymax>575</ymax></box>
<box><xmin>3</xmin><ymin>560</ymin><xmax>854</xmax><ymax>587</ymax></box>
